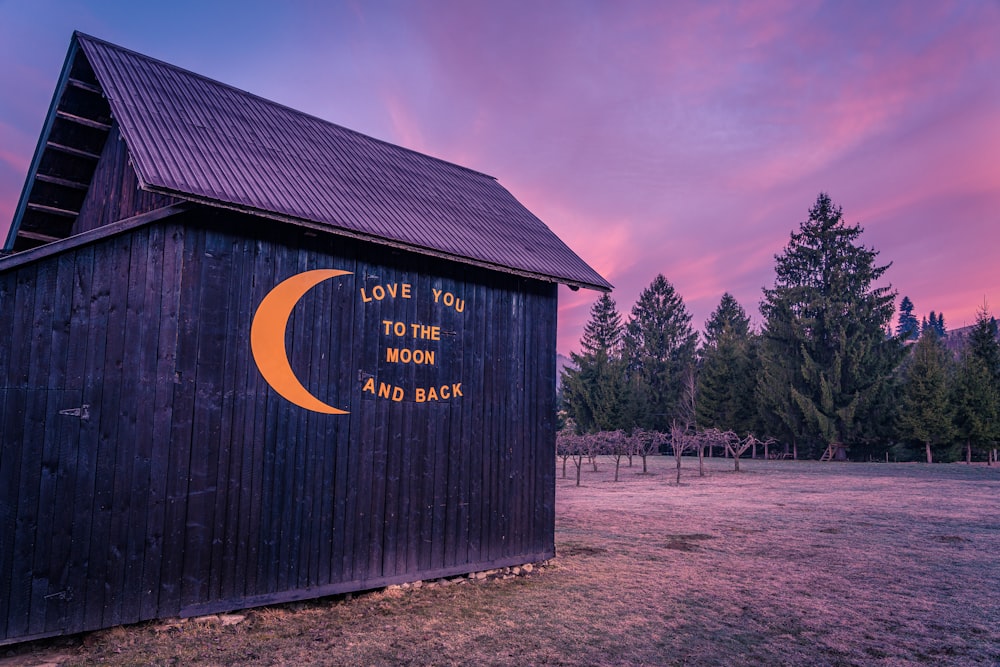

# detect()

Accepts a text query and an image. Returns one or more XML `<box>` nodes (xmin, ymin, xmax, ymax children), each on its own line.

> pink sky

<box><xmin>1</xmin><ymin>1</ymin><xmax>997</xmax><ymax>354</ymax></box>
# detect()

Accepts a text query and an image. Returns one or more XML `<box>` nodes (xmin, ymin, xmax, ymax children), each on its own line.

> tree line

<box><xmin>561</xmin><ymin>192</ymin><xmax>1000</xmax><ymax>464</ymax></box>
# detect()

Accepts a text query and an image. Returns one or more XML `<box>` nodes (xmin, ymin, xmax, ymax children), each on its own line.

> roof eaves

<box><xmin>3</xmin><ymin>37</ymin><xmax>82</xmax><ymax>251</ymax></box>
<box><xmin>148</xmin><ymin>184</ymin><xmax>613</xmax><ymax>291</ymax></box>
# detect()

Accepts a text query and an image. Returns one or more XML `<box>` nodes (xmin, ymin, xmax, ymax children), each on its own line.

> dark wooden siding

<box><xmin>0</xmin><ymin>209</ymin><xmax>556</xmax><ymax>644</ymax></box>
<box><xmin>72</xmin><ymin>123</ymin><xmax>181</xmax><ymax>236</ymax></box>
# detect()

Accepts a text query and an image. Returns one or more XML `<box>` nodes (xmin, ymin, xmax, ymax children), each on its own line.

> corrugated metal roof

<box><xmin>68</xmin><ymin>32</ymin><xmax>610</xmax><ymax>290</ymax></box>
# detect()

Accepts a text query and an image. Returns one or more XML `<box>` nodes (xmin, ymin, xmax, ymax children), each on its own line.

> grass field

<box><xmin>4</xmin><ymin>457</ymin><xmax>999</xmax><ymax>666</ymax></box>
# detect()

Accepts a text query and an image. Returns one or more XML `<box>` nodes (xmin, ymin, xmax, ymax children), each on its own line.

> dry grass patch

<box><xmin>3</xmin><ymin>457</ymin><xmax>999</xmax><ymax>666</ymax></box>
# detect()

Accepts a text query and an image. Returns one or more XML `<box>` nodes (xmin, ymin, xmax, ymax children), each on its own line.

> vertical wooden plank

<box><xmin>0</xmin><ymin>270</ymin><xmax>18</xmax><ymax>641</ymax></box>
<box><xmin>241</xmin><ymin>235</ymin><xmax>276</xmax><ymax>599</ymax></box>
<box><xmin>455</xmin><ymin>277</ymin><xmax>475</xmax><ymax>568</ymax></box>
<box><xmin>21</xmin><ymin>259</ymin><xmax>58</xmax><ymax>636</ymax></box>
<box><xmin>508</xmin><ymin>284</ymin><xmax>525</xmax><ymax>560</ymax></box>
<box><xmin>492</xmin><ymin>282</ymin><xmax>511</xmax><ymax>561</ymax></box>
<box><xmin>299</xmin><ymin>249</ymin><xmax>325</xmax><ymax>589</ymax></box>
<box><xmin>539</xmin><ymin>283</ymin><xmax>558</xmax><ymax>555</ymax></box>
<box><xmin>0</xmin><ymin>271</ymin><xmax>14</xmax><ymax>380</ymax></box>
<box><xmin>0</xmin><ymin>388</ymin><xmax>23</xmax><ymax>642</ymax></box>
<box><xmin>64</xmin><ymin>243</ymin><xmax>100</xmax><ymax>634</ymax></box>
<box><xmin>426</xmin><ymin>274</ymin><xmax>450</xmax><ymax>571</ymax></box>
<box><xmin>3</xmin><ymin>264</ymin><xmax>37</xmax><ymax>638</ymax></box>
<box><xmin>466</xmin><ymin>281</ymin><xmax>486</xmax><ymax>566</ymax></box>
<box><xmin>0</xmin><ymin>266</ymin><xmax>29</xmax><ymax>638</ymax></box>
<box><xmin>211</xmin><ymin>229</ymin><xmax>258</xmax><ymax>604</ymax></box>
<box><xmin>479</xmin><ymin>284</ymin><xmax>497</xmax><ymax>563</ymax></box>
<box><xmin>158</xmin><ymin>226</ymin><xmax>203</xmax><ymax>616</ymax></box>
<box><xmin>119</xmin><ymin>224</ymin><xmax>165</xmax><ymax>624</ymax></box>
<box><xmin>314</xmin><ymin>246</ymin><xmax>357</xmax><ymax>588</ymax></box>
<box><xmin>139</xmin><ymin>224</ymin><xmax>184</xmax><ymax>620</ymax></box>
<box><xmin>436</xmin><ymin>274</ymin><xmax>462</xmax><ymax>569</ymax></box>
<box><xmin>271</xmin><ymin>247</ymin><xmax>306</xmax><ymax>593</ymax></box>
<box><xmin>41</xmin><ymin>251</ymin><xmax>83</xmax><ymax>633</ymax></box>
<box><xmin>180</xmin><ymin>229</ymin><xmax>230</xmax><ymax>609</ymax></box>
<box><xmin>381</xmin><ymin>399</ymin><xmax>403</xmax><ymax>579</ymax></box>
<box><xmin>88</xmin><ymin>234</ymin><xmax>132</xmax><ymax>630</ymax></box>
<box><xmin>219</xmin><ymin>233</ymin><xmax>255</xmax><ymax>603</ymax></box>
<box><xmin>10</xmin><ymin>389</ymin><xmax>43</xmax><ymax>640</ymax></box>
<box><xmin>256</xmin><ymin>243</ymin><xmax>297</xmax><ymax>594</ymax></box>
<box><xmin>104</xmin><ymin>227</ymin><xmax>151</xmax><ymax>628</ymax></box>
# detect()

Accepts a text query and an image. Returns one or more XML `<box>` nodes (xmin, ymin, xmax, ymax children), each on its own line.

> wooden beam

<box><xmin>55</xmin><ymin>109</ymin><xmax>111</xmax><ymax>131</ymax></box>
<box><xmin>45</xmin><ymin>141</ymin><xmax>101</xmax><ymax>160</ymax></box>
<box><xmin>26</xmin><ymin>202</ymin><xmax>79</xmax><ymax>218</ymax></box>
<box><xmin>67</xmin><ymin>77</ymin><xmax>102</xmax><ymax>95</ymax></box>
<box><xmin>34</xmin><ymin>173</ymin><xmax>89</xmax><ymax>190</ymax></box>
<box><xmin>16</xmin><ymin>230</ymin><xmax>61</xmax><ymax>243</ymax></box>
<box><xmin>0</xmin><ymin>203</ymin><xmax>191</xmax><ymax>272</ymax></box>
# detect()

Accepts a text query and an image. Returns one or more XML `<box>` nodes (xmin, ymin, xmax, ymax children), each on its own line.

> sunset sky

<box><xmin>1</xmin><ymin>0</ymin><xmax>997</xmax><ymax>354</ymax></box>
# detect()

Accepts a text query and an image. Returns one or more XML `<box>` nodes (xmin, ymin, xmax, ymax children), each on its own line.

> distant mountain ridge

<box><xmin>941</xmin><ymin>322</ymin><xmax>999</xmax><ymax>355</ymax></box>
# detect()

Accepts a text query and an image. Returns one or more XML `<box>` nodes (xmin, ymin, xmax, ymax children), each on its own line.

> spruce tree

<box><xmin>703</xmin><ymin>292</ymin><xmax>751</xmax><ymax>345</ymax></box>
<box><xmin>897</xmin><ymin>329</ymin><xmax>955</xmax><ymax>462</ymax></box>
<box><xmin>561</xmin><ymin>293</ymin><xmax>635</xmax><ymax>432</ymax></box>
<box><xmin>967</xmin><ymin>304</ymin><xmax>1000</xmax><ymax>382</ymax></box>
<box><xmin>922</xmin><ymin>311</ymin><xmax>946</xmax><ymax>337</ymax></box>
<box><xmin>953</xmin><ymin>304</ymin><xmax>1000</xmax><ymax>460</ymax></box>
<box><xmin>759</xmin><ymin>193</ymin><xmax>902</xmax><ymax>458</ymax></box>
<box><xmin>622</xmin><ymin>274</ymin><xmax>698</xmax><ymax>432</ymax></box>
<box><xmin>896</xmin><ymin>296</ymin><xmax>919</xmax><ymax>341</ymax></box>
<box><xmin>951</xmin><ymin>351</ymin><xmax>997</xmax><ymax>463</ymax></box>
<box><xmin>696</xmin><ymin>294</ymin><xmax>757</xmax><ymax>435</ymax></box>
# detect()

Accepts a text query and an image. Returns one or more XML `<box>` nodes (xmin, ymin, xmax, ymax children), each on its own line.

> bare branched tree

<box><xmin>631</xmin><ymin>428</ymin><xmax>663</xmax><ymax>474</ymax></box>
<box><xmin>604</xmin><ymin>430</ymin><xmax>629</xmax><ymax>482</ymax></box>
<box><xmin>669</xmin><ymin>421</ymin><xmax>698</xmax><ymax>485</ymax></box>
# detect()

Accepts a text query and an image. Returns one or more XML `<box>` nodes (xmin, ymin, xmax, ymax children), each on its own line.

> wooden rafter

<box><xmin>26</xmin><ymin>202</ymin><xmax>79</xmax><ymax>217</ymax></box>
<box><xmin>34</xmin><ymin>173</ymin><xmax>89</xmax><ymax>190</ymax></box>
<box><xmin>45</xmin><ymin>141</ymin><xmax>101</xmax><ymax>160</ymax></box>
<box><xmin>55</xmin><ymin>109</ymin><xmax>111</xmax><ymax>131</ymax></box>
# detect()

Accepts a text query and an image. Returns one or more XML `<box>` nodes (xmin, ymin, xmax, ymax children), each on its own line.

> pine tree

<box><xmin>951</xmin><ymin>351</ymin><xmax>997</xmax><ymax>463</ymax></box>
<box><xmin>703</xmin><ymin>292</ymin><xmax>751</xmax><ymax>345</ymax></box>
<box><xmin>561</xmin><ymin>293</ymin><xmax>636</xmax><ymax>433</ymax></box>
<box><xmin>580</xmin><ymin>292</ymin><xmax>624</xmax><ymax>357</ymax></box>
<box><xmin>922</xmin><ymin>311</ymin><xmax>946</xmax><ymax>337</ymax></box>
<box><xmin>897</xmin><ymin>329</ymin><xmax>955</xmax><ymax>462</ymax></box>
<box><xmin>953</xmin><ymin>304</ymin><xmax>1000</xmax><ymax>461</ymax></box>
<box><xmin>759</xmin><ymin>193</ymin><xmax>902</xmax><ymax>458</ymax></box>
<box><xmin>696</xmin><ymin>294</ymin><xmax>757</xmax><ymax>435</ymax></box>
<box><xmin>967</xmin><ymin>304</ymin><xmax>1000</xmax><ymax>382</ymax></box>
<box><xmin>622</xmin><ymin>274</ymin><xmax>698</xmax><ymax>432</ymax></box>
<box><xmin>896</xmin><ymin>296</ymin><xmax>919</xmax><ymax>341</ymax></box>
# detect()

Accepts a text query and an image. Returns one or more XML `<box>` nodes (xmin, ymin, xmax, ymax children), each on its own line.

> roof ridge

<box><xmin>72</xmin><ymin>31</ymin><xmax>497</xmax><ymax>182</ymax></box>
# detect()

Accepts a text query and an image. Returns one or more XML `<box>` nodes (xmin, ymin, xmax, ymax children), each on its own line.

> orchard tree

<box><xmin>561</xmin><ymin>293</ymin><xmax>635</xmax><ymax>433</ymax></box>
<box><xmin>696</xmin><ymin>293</ymin><xmax>757</xmax><ymax>436</ymax></box>
<box><xmin>897</xmin><ymin>330</ymin><xmax>955</xmax><ymax>463</ymax></box>
<box><xmin>758</xmin><ymin>193</ymin><xmax>903</xmax><ymax>458</ymax></box>
<box><xmin>623</xmin><ymin>274</ymin><xmax>698</xmax><ymax>432</ymax></box>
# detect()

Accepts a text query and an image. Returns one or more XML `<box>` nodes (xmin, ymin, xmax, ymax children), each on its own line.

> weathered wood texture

<box><xmin>72</xmin><ymin>123</ymin><xmax>181</xmax><ymax>236</ymax></box>
<box><xmin>0</xmin><ymin>211</ymin><xmax>557</xmax><ymax>644</ymax></box>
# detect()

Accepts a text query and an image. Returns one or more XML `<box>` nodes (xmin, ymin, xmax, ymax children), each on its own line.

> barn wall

<box><xmin>72</xmin><ymin>123</ymin><xmax>181</xmax><ymax>236</ymax></box>
<box><xmin>0</xmin><ymin>210</ymin><xmax>557</xmax><ymax>644</ymax></box>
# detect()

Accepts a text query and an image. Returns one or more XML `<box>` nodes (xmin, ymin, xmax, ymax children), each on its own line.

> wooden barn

<box><xmin>0</xmin><ymin>32</ymin><xmax>610</xmax><ymax>644</ymax></box>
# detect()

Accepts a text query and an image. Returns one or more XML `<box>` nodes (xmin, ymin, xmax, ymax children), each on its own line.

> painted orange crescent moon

<box><xmin>251</xmin><ymin>269</ymin><xmax>352</xmax><ymax>414</ymax></box>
